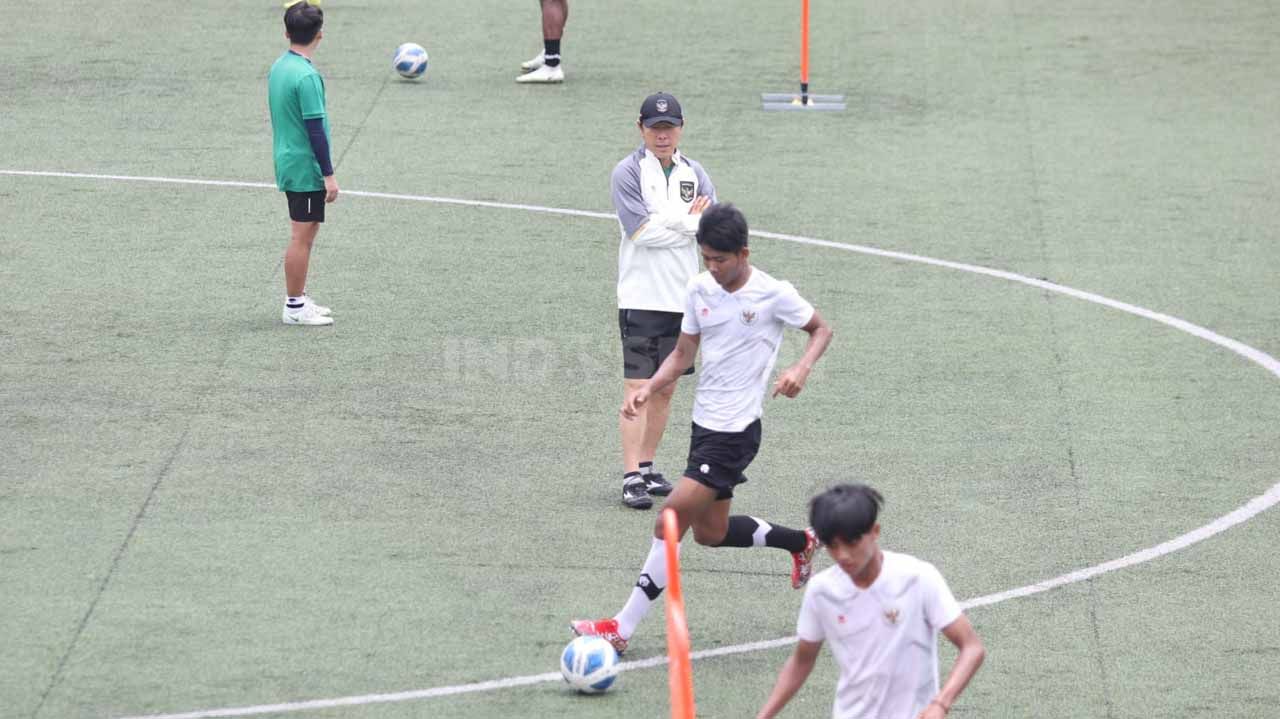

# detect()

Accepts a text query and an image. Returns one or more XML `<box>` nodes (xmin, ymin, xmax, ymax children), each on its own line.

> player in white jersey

<box><xmin>571</xmin><ymin>203</ymin><xmax>834</xmax><ymax>654</ymax></box>
<box><xmin>756</xmin><ymin>485</ymin><xmax>986</xmax><ymax>719</ymax></box>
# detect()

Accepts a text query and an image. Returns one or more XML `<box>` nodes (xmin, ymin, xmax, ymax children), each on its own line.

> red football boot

<box><xmin>570</xmin><ymin>618</ymin><xmax>628</xmax><ymax>655</ymax></box>
<box><xmin>791</xmin><ymin>527</ymin><xmax>819</xmax><ymax>589</ymax></box>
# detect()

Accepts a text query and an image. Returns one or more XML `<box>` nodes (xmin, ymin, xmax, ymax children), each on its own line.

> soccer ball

<box><xmin>393</xmin><ymin>42</ymin><xmax>428</xmax><ymax>79</ymax></box>
<box><xmin>559</xmin><ymin>635</ymin><xmax>620</xmax><ymax>693</ymax></box>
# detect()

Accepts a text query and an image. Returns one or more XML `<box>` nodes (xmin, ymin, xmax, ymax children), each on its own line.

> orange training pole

<box><xmin>762</xmin><ymin>0</ymin><xmax>843</xmax><ymax>110</ymax></box>
<box><xmin>800</xmin><ymin>0</ymin><xmax>810</xmax><ymax>104</ymax></box>
<box><xmin>663</xmin><ymin>508</ymin><xmax>695</xmax><ymax>719</ymax></box>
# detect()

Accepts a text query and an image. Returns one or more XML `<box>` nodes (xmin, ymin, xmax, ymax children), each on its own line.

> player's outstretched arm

<box><xmin>622</xmin><ymin>332</ymin><xmax>700</xmax><ymax>419</ymax></box>
<box><xmin>919</xmin><ymin>614</ymin><xmax>985</xmax><ymax>719</ymax></box>
<box><xmin>772</xmin><ymin>310</ymin><xmax>833</xmax><ymax>398</ymax></box>
<box><xmin>755</xmin><ymin>639</ymin><xmax>822</xmax><ymax>719</ymax></box>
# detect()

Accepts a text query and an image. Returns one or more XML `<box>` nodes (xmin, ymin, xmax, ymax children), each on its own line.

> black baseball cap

<box><xmin>639</xmin><ymin>92</ymin><xmax>683</xmax><ymax>127</ymax></box>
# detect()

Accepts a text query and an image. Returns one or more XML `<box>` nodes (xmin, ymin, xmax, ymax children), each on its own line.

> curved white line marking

<box><xmin>3</xmin><ymin>170</ymin><xmax>1276</xmax><ymax>719</ymax></box>
<box><xmin>0</xmin><ymin>170</ymin><xmax>617</xmax><ymax>221</ymax></box>
<box><xmin>753</xmin><ymin>230</ymin><xmax>1280</xmax><ymax>376</ymax></box>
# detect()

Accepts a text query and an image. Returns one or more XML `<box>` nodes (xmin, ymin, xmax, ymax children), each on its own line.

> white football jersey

<box><xmin>612</xmin><ymin>146</ymin><xmax>716</xmax><ymax>313</ymax></box>
<box><xmin>679</xmin><ymin>267</ymin><xmax>814</xmax><ymax>432</ymax></box>
<box><xmin>797</xmin><ymin>551</ymin><xmax>963</xmax><ymax>719</ymax></box>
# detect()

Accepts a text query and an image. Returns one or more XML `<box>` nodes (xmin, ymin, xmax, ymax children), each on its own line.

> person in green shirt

<box><xmin>268</xmin><ymin>0</ymin><xmax>339</xmax><ymax>326</ymax></box>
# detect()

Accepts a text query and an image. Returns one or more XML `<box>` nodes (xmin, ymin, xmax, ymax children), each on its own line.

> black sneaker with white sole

<box><xmin>622</xmin><ymin>475</ymin><xmax>653</xmax><ymax>509</ymax></box>
<box><xmin>643</xmin><ymin>473</ymin><xmax>673</xmax><ymax>496</ymax></box>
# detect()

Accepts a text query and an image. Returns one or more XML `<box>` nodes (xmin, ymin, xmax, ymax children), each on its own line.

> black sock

<box><xmin>543</xmin><ymin>38</ymin><xmax>561</xmax><ymax>67</ymax></box>
<box><xmin>764</xmin><ymin>523</ymin><xmax>808</xmax><ymax>553</ymax></box>
<box><xmin>715</xmin><ymin>516</ymin><xmax>758</xmax><ymax>547</ymax></box>
<box><xmin>716</xmin><ymin>516</ymin><xmax>807</xmax><ymax>552</ymax></box>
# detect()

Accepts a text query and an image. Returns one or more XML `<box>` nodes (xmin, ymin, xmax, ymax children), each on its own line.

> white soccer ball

<box><xmin>393</xmin><ymin>42</ymin><xmax>428</xmax><ymax>79</ymax></box>
<box><xmin>559</xmin><ymin>635</ymin><xmax>620</xmax><ymax>693</ymax></box>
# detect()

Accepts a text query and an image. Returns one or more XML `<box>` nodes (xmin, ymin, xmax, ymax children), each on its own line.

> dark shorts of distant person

<box><xmin>286</xmin><ymin>190</ymin><xmax>326</xmax><ymax>223</ymax></box>
<box><xmin>619</xmin><ymin>309</ymin><xmax>696</xmax><ymax>380</ymax></box>
<box><xmin>683</xmin><ymin>419</ymin><xmax>762</xmax><ymax>500</ymax></box>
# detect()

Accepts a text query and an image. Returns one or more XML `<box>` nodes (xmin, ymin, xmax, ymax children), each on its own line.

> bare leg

<box><xmin>640</xmin><ymin>380</ymin><xmax>677</xmax><ymax>467</ymax></box>
<box><xmin>690</xmin><ymin>495</ymin><xmax>732</xmax><ymax>546</ymax></box>
<box><xmin>650</xmin><ymin>476</ymin><xmax>721</xmax><ymax>540</ymax></box>
<box><xmin>284</xmin><ymin>221</ymin><xmax>319</xmax><ymax>297</ymax></box>
<box><xmin>540</xmin><ymin>0</ymin><xmax>567</xmax><ymax>39</ymax></box>
<box><xmin>620</xmin><ymin>378</ymin><xmax>648</xmax><ymax>474</ymax></box>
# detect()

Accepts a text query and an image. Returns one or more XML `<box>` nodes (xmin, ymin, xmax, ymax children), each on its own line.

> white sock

<box><xmin>750</xmin><ymin>516</ymin><xmax>772</xmax><ymax>547</ymax></box>
<box><xmin>614</xmin><ymin>538</ymin><xmax>673</xmax><ymax>639</ymax></box>
<box><xmin>286</xmin><ymin>295</ymin><xmax>305</xmax><ymax>310</ymax></box>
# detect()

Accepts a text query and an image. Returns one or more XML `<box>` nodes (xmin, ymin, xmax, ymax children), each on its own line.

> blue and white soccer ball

<box><xmin>560</xmin><ymin>635</ymin><xmax>620</xmax><ymax>693</ymax></box>
<box><xmin>393</xmin><ymin>42</ymin><xmax>428</xmax><ymax>79</ymax></box>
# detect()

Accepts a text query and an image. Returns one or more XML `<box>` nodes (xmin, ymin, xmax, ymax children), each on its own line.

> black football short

<box><xmin>286</xmin><ymin>190</ymin><xmax>326</xmax><ymax>223</ymax></box>
<box><xmin>683</xmin><ymin>419</ymin><xmax>762</xmax><ymax>500</ymax></box>
<box><xmin>619</xmin><ymin>309</ymin><xmax>696</xmax><ymax>380</ymax></box>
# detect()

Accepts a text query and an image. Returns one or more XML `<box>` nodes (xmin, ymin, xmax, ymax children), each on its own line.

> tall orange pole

<box><xmin>663</xmin><ymin>508</ymin><xmax>695</xmax><ymax>719</ymax></box>
<box><xmin>800</xmin><ymin>0</ymin><xmax>810</xmax><ymax>104</ymax></box>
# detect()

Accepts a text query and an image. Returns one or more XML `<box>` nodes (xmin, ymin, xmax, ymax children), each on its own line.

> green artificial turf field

<box><xmin>2</xmin><ymin>1</ymin><xmax>1278</xmax><ymax>717</ymax></box>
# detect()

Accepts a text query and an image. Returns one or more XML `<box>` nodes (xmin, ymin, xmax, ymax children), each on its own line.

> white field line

<box><xmin>751</xmin><ymin>230</ymin><xmax>1280</xmax><ymax>380</ymax></box>
<box><xmin>3</xmin><ymin>170</ymin><xmax>1276</xmax><ymax>719</ymax></box>
<box><xmin>0</xmin><ymin>170</ymin><xmax>616</xmax><ymax>221</ymax></box>
<box><xmin>116</xmin><ymin>478</ymin><xmax>1280</xmax><ymax>719</ymax></box>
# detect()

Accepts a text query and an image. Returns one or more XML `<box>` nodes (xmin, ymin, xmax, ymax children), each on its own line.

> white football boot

<box><xmin>521</xmin><ymin>51</ymin><xmax>545</xmax><ymax>71</ymax></box>
<box><xmin>516</xmin><ymin>63</ymin><xmax>564</xmax><ymax>83</ymax></box>
<box><xmin>282</xmin><ymin>302</ymin><xmax>334</xmax><ymax>326</ymax></box>
<box><xmin>302</xmin><ymin>295</ymin><xmax>331</xmax><ymax>317</ymax></box>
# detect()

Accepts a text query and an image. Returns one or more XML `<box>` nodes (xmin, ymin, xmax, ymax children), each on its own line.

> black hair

<box><xmin>284</xmin><ymin>2</ymin><xmax>324</xmax><ymax>46</ymax></box>
<box><xmin>809</xmin><ymin>484</ymin><xmax>884</xmax><ymax>545</ymax></box>
<box><xmin>696</xmin><ymin>202</ymin><xmax>749</xmax><ymax>253</ymax></box>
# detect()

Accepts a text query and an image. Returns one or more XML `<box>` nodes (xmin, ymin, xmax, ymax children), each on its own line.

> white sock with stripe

<box><xmin>614</xmin><ymin>538</ymin><xmax>673</xmax><ymax>639</ymax></box>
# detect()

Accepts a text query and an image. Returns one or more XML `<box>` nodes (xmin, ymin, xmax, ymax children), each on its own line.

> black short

<box><xmin>286</xmin><ymin>190</ymin><xmax>326</xmax><ymax>223</ymax></box>
<box><xmin>619</xmin><ymin>309</ymin><xmax>695</xmax><ymax>380</ymax></box>
<box><xmin>683</xmin><ymin>419</ymin><xmax>762</xmax><ymax>500</ymax></box>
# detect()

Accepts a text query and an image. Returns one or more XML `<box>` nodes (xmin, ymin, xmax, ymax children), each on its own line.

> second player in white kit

<box><xmin>756</xmin><ymin>485</ymin><xmax>986</xmax><ymax>719</ymax></box>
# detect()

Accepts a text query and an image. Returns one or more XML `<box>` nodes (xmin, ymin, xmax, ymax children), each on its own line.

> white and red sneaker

<box><xmin>570</xmin><ymin>618</ymin><xmax>628</xmax><ymax>655</ymax></box>
<box><xmin>791</xmin><ymin>528</ymin><xmax>819</xmax><ymax>589</ymax></box>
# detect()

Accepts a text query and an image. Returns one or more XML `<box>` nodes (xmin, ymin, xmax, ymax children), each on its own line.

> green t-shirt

<box><xmin>268</xmin><ymin>51</ymin><xmax>330</xmax><ymax>192</ymax></box>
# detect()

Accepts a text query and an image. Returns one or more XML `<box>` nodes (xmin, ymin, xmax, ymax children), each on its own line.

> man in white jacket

<box><xmin>610</xmin><ymin>92</ymin><xmax>716</xmax><ymax>509</ymax></box>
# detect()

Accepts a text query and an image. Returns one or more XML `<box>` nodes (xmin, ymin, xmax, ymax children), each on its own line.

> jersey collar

<box><xmin>639</xmin><ymin>145</ymin><xmax>687</xmax><ymax>167</ymax></box>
